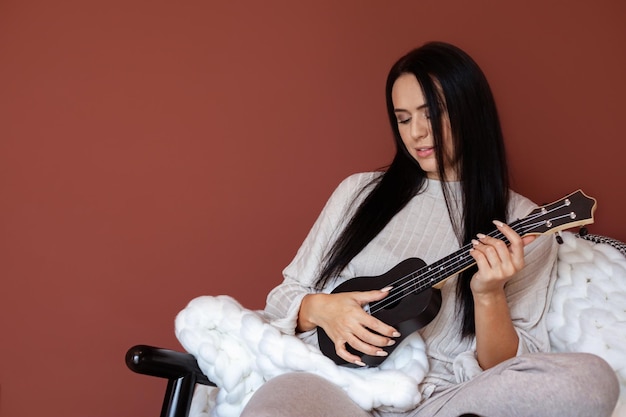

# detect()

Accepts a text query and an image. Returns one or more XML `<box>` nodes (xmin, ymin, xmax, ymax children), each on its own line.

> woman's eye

<box><xmin>397</xmin><ymin>117</ymin><xmax>411</xmax><ymax>125</ymax></box>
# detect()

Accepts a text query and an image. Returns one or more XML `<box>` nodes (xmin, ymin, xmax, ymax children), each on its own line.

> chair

<box><xmin>125</xmin><ymin>233</ymin><xmax>626</xmax><ymax>417</ymax></box>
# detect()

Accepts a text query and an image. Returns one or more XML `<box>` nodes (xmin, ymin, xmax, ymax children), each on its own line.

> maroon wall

<box><xmin>1</xmin><ymin>1</ymin><xmax>624</xmax><ymax>416</ymax></box>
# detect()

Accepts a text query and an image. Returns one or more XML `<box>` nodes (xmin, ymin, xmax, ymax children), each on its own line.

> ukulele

<box><xmin>317</xmin><ymin>190</ymin><xmax>597</xmax><ymax>367</ymax></box>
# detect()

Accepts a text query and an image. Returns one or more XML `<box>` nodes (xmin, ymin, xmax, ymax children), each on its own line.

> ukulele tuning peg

<box><xmin>579</xmin><ymin>227</ymin><xmax>589</xmax><ymax>237</ymax></box>
<box><xmin>555</xmin><ymin>232</ymin><xmax>564</xmax><ymax>245</ymax></box>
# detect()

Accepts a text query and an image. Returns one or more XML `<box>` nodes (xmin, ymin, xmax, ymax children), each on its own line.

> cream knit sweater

<box><xmin>264</xmin><ymin>172</ymin><xmax>559</xmax><ymax>400</ymax></box>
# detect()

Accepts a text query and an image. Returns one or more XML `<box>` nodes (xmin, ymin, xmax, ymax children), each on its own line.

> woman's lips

<box><xmin>416</xmin><ymin>146</ymin><xmax>435</xmax><ymax>158</ymax></box>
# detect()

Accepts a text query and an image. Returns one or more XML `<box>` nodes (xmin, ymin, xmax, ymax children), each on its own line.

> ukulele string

<box><xmin>368</xmin><ymin>203</ymin><xmax>568</xmax><ymax>315</ymax></box>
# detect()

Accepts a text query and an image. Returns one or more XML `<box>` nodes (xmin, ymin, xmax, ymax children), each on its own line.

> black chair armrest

<box><xmin>125</xmin><ymin>344</ymin><xmax>214</xmax><ymax>386</ymax></box>
<box><xmin>125</xmin><ymin>344</ymin><xmax>215</xmax><ymax>417</ymax></box>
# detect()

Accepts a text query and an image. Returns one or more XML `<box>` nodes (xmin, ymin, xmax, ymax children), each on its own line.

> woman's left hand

<box><xmin>469</xmin><ymin>220</ymin><xmax>536</xmax><ymax>295</ymax></box>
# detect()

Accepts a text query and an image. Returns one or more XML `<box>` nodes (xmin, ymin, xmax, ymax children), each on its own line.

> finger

<box><xmin>353</xmin><ymin>289</ymin><xmax>400</xmax><ymax>339</ymax></box>
<box><xmin>469</xmin><ymin>243</ymin><xmax>491</xmax><ymax>273</ymax></box>
<box><xmin>353</xmin><ymin>287</ymin><xmax>395</xmax><ymax>305</ymax></box>
<box><xmin>475</xmin><ymin>233</ymin><xmax>509</xmax><ymax>264</ymax></box>
<box><xmin>522</xmin><ymin>235</ymin><xmax>537</xmax><ymax>246</ymax></box>
<box><xmin>471</xmin><ymin>236</ymin><xmax>497</xmax><ymax>264</ymax></box>
<box><xmin>492</xmin><ymin>220</ymin><xmax>523</xmax><ymax>252</ymax></box>
<box><xmin>345</xmin><ymin>331</ymin><xmax>391</xmax><ymax>359</ymax></box>
<box><xmin>351</xmin><ymin>319</ymin><xmax>398</xmax><ymax>350</ymax></box>
<box><xmin>475</xmin><ymin>236</ymin><xmax>519</xmax><ymax>278</ymax></box>
<box><xmin>360</xmin><ymin>312</ymin><xmax>401</xmax><ymax>340</ymax></box>
<box><xmin>333</xmin><ymin>328</ymin><xmax>388</xmax><ymax>366</ymax></box>
<box><xmin>334</xmin><ymin>338</ymin><xmax>366</xmax><ymax>366</ymax></box>
<box><xmin>492</xmin><ymin>220</ymin><xmax>528</xmax><ymax>269</ymax></box>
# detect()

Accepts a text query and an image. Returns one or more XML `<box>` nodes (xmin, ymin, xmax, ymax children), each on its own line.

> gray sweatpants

<box><xmin>240</xmin><ymin>352</ymin><xmax>619</xmax><ymax>417</ymax></box>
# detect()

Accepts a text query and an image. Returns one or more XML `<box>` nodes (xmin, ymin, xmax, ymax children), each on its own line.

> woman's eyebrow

<box><xmin>394</xmin><ymin>103</ymin><xmax>428</xmax><ymax>113</ymax></box>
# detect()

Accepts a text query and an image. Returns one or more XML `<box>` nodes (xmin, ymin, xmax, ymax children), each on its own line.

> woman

<box><xmin>241</xmin><ymin>42</ymin><xmax>619</xmax><ymax>417</ymax></box>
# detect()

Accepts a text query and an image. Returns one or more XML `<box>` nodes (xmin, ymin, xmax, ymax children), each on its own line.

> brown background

<box><xmin>1</xmin><ymin>1</ymin><xmax>624</xmax><ymax>416</ymax></box>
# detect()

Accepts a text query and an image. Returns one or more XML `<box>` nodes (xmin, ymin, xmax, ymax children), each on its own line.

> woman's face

<box><xmin>391</xmin><ymin>73</ymin><xmax>457</xmax><ymax>181</ymax></box>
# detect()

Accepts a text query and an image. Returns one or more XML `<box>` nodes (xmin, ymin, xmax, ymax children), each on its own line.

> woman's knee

<box><xmin>240</xmin><ymin>373</ymin><xmax>316</xmax><ymax>417</ymax></box>
<box><xmin>474</xmin><ymin>352</ymin><xmax>620</xmax><ymax>417</ymax></box>
<box><xmin>552</xmin><ymin>352</ymin><xmax>619</xmax><ymax>416</ymax></box>
<box><xmin>575</xmin><ymin>354</ymin><xmax>618</xmax><ymax>396</ymax></box>
<box><xmin>240</xmin><ymin>372</ymin><xmax>370</xmax><ymax>417</ymax></box>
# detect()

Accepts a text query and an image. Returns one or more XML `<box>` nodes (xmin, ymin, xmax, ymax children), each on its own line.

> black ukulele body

<box><xmin>317</xmin><ymin>257</ymin><xmax>442</xmax><ymax>367</ymax></box>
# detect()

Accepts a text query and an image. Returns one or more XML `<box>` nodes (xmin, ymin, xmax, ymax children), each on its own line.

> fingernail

<box><xmin>387</xmin><ymin>339</ymin><xmax>396</xmax><ymax>346</ymax></box>
<box><xmin>376</xmin><ymin>350</ymin><xmax>388</xmax><ymax>357</ymax></box>
<box><xmin>471</xmin><ymin>239</ymin><xmax>480</xmax><ymax>246</ymax></box>
<box><xmin>476</xmin><ymin>233</ymin><xmax>486</xmax><ymax>239</ymax></box>
<box><xmin>355</xmin><ymin>360</ymin><xmax>366</xmax><ymax>367</ymax></box>
<box><xmin>380</xmin><ymin>286</ymin><xmax>393</xmax><ymax>292</ymax></box>
<box><xmin>392</xmin><ymin>331</ymin><xmax>401</xmax><ymax>338</ymax></box>
<box><xmin>493</xmin><ymin>220</ymin><xmax>504</xmax><ymax>227</ymax></box>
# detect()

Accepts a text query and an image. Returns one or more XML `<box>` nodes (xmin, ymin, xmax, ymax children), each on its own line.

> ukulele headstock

<box><xmin>520</xmin><ymin>190</ymin><xmax>597</xmax><ymax>236</ymax></box>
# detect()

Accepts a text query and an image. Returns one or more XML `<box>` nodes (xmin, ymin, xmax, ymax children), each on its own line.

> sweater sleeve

<box><xmin>505</xmin><ymin>192</ymin><xmax>560</xmax><ymax>356</ymax></box>
<box><xmin>453</xmin><ymin>192</ymin><xmax>560</xmax><ymax>382</ymax></box>
<box><xmin>263</xmin><ymin>173</ymin><xmax>378</xmax><ymax>336</ymax></box>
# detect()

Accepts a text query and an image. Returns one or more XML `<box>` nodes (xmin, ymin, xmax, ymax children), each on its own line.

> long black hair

<box><xmin>314</xmin><ymin>42</ymin><xmax>510</xmax><ymax>337</ymax></box>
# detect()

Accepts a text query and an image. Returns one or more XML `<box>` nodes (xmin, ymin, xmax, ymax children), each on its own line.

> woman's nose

<box><xmin>410</xmin><ymin>117</ymin><xmax>429</xmax><ymax>140</ymax></box>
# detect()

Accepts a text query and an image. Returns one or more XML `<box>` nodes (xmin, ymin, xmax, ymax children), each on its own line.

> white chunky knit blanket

<box><xmin>175</xmin><ymin>295</ymin><xmax>428</xmax><ymax>417</ymax></box>
<box><xmin>546</xmin><ymin>232</ymin><xmax>626</xmax><ymax>417</ymax></box>
<box><xmin>176</xmin><ymin>231</ymin><xmax>626</xmax><ymax>417</ymax></box>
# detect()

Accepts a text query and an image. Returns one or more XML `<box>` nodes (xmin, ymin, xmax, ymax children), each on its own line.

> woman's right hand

<box><xmin>297</xmin><ymin>288</ymin><xmax>400</xmax><ymax>366</ymax></box>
